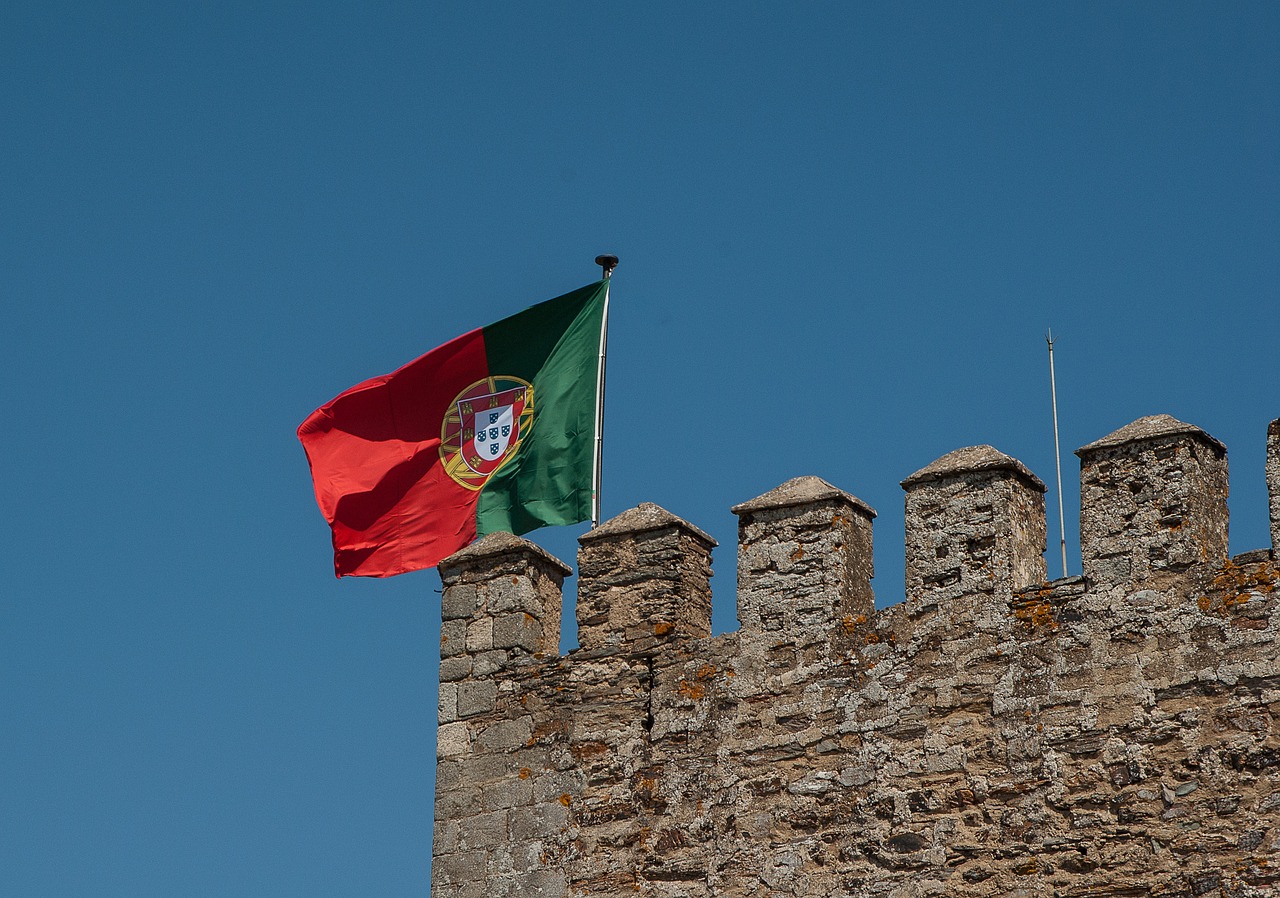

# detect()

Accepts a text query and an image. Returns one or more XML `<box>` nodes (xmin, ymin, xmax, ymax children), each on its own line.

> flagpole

<box><xmin>1047</xmin><ymin>329</ymin><xmax>1068</xmax><ymax>579</ymax></box>
<box><xmin>591</xmin><ymin>254</ymin><xmax>618</xmax><ymax>528</ymax></box>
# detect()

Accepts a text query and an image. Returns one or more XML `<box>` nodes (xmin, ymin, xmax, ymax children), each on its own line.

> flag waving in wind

<box><xmin>298</xmin><ymin>280</ymin><xmax>609</xmax><ymax>577</ymax></box>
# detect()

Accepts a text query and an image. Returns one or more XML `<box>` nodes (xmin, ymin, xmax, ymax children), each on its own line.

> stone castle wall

<box><xmin>431</xmin><ymin>415</ymin><xmax>1280</xmax><ymax>898</ymax></box>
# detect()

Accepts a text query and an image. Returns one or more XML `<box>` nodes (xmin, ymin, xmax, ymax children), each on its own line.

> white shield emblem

<box><xmin>455</xmin><ymin>385</ymin><xmax>527</xmax><ymax>477</ymax></box>
<box><xmin>471</xmin><ymin>404</ymin><xmax>514</xmax><ymax>467</ymax></box>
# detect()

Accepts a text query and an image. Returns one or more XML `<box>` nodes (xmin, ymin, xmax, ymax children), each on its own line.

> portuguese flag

<box><xmin>298</xmin><ymin>280</ymin><xmax>609</xmax><ymax>577</ymax></box>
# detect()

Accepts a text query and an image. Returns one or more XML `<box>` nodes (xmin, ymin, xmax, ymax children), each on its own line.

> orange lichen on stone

<box><xmin>1202</xmin><ymin>591</ymin><xmax>1250</xmax><ymax>616</ymax></box>
<box><xmin>1202</xmin><ymin>559</ymin><xmax>1278</xmax><ymax>617</ymax></box>
<box><xmin>570</xmin><ymin>741</ymin><xmax>610</xmax><ymax>759</ymax></box>
<box><xmin>1013</xmin><ymin>597</ymin><xmax>1059</xmax><ymax>632</ymax></box>
<box><xmin>841</xmin><ymin>614</ymin><xmax>878</xmax><ymax>644</ymax></box>
<box><xmin>677</xmin><ymin>679</ymin><xmax>706</xmax><ymax>701</ymax></box>
<box><xmin>654</xmin><ymin>621</ymin><xmax>675</xmax><ymax>636</ymax></box>
<box><xmin>633</xmin><ymin>774</ymin><xmax>659</xmax><ymax>803</ymax></box>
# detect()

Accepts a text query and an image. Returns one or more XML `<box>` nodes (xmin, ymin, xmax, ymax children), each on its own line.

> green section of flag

<box><xmin>475</xmin><ymin>280</ymin><xmax>607</xmax><ymax>536</ymax></box>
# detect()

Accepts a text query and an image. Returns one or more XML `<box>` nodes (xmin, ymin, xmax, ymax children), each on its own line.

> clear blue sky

<box><xmin>3</xmin><ymin>3</ymin><xmax>1276</xmax><ymax>895</ymax></box>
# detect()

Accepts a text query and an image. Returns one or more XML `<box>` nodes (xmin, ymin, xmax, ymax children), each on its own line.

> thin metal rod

<box><xmin>590</xmin><ymin>269</ymin><xmax>613</xmax><ymax>527</ymax></box>
<box><xmin>595</xmin><ymin>254</ymin><xmax>618</xmax><ymax>279</ymax></box>
<box><xmin>1047</xmin><ymin>329</ymin><xmax>1068</xmax><ymax>578</ymax></box>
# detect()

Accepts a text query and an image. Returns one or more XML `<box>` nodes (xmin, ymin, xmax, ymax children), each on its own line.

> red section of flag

<box><xmin>298</xmin><ymin>327</ymin><xmax>489</xmax><ymax>577</ymax></box>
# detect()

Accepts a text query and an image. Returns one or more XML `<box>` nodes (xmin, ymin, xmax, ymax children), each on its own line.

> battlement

<box><xmin>432</xmin><ymin>415</ymin><xmax>1280</xmax><ymax>898</ymax></box>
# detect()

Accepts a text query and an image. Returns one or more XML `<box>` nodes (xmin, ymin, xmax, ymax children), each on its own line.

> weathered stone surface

<box><xmin>439</xmin><ymin>530</ymin><xmax>573</xmax><ymax>578</ymax></box>
<box><xmin>438</xmin><ymin>530</ymin><xmax>568</xmax><ymax>666</ymax></box>
<box><xmin>1078</xmin><ymin>413</ymin><xmax>1228</xmax><ymax>455</ymax></box>
<box><xmin>1268</xmin><ymin>418</ymin><xmax>1279</xmax><ymax>554</ymax></box>
<box><xmin>576</xmin><ymin>503</ymin><xmax>715</xmax><ymax>653</ymax></box>
<box><xmin>903</xmin><ymin>445</ymin><xmax>1047</xmax><ymax>610</ymax></box>
<box><xmin>432</xmin><ymin>416</ymin><xmax>1280</xmax><ymax>898</ymax></box>
<box><xmin>433</xmin><ymin>532</ymin><xmax>574</xmax><ymax>896</ymax></box>
<box><xmin>734</xmin><ymin>476</ymin><xmax>876</xmax><ymax>648</ymax></box>
<box><xmin>732</xmin><ymin>474</ymin><xmax>877</xmax><ymax>517</ymax></box>
<box><xmin>1078</xmin><ymin>414</ymin><xmax>1229</xmax><ymax>592</ymax></box>
<box><xmin>580</xmin><ymin>501</ymin><xmax>717</xmax><ymax>546</ymax></box>
<box><xmin>902</xmin><ymin>444</ymin><xmax>1045</xmax><ymax>491</ymax></box>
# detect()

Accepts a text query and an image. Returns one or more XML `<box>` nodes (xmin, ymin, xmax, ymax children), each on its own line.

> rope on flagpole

<box><xmin>591</xmin><ymin>254</ymin><xmax>618</xmax><ymax>528</ymax></box>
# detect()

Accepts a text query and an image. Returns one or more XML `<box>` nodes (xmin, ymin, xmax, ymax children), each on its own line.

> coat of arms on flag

<box><xmin>439</xmin><ymin>377</ymin><xmax>534</xmax><ymax>489</ymax></box>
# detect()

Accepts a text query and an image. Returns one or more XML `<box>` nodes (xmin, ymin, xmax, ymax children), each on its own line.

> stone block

<box><xmin>486</xmin><ymin>574</ymin><xmax>547</xmax><ymax>615</ymax></box>
<box><xmin>480</xmin><ymin>777</ymin><xmax>532</xmax><ymax>811</ymax></box>
<box><xmin>493</xmin><ymin>612</ymin><xmax>540</xmax><ymax>652</ymax></box>
<box><xmin>902</xmin><ymin>445</ymin><xmax>1047</xmax><ymax>607</ymax></box>
<box><xmin>457</xmin><ymin>680</ymin><xmax>498</xmax><ymax>718</ymax></box>
<box><xmin>733</xmin><ymin>475</ymin><xmax>876</xmax><ymax>645</ymax></box>
<box><xmin>440</xmin><ymin>619</ymin><xmax>468</xmax><ymax>658</ymax></box>
<box><xmin>469</xmin><ymin>650</ymin><xmax>507</xmax><ymax>679</ymax></box>
<box><xmin>439</xmin><ymin>683</ymin><xmax>458</xmax><ymax>723</ymax></box>
<box><xmin>1077</xmin><ymin>415</ymin><xmax>1228</xmax><ymax>589</ymax></box>
<box><xmin>476</xmin><ymin>716</ymin><xmax>533</xmax><ymax>752</ymax></box>
<box><xmin>576</xmin><ymin>503</ymin><xmax>715</xmax><ymax>653</ymax></box>
<box><xmin>466</xmin><ymin>616</ymin><xmax>494</xmax><ymax>652</ymax></box>
<box><xmin>459</xmin><ymin>809</ymin><xmax>508</xmax><ymax>850</ymax></box>
<box><xmin>435</xmin><ymin>784</ymin><xmax>484</xmax><ymax>819</ymax></box>
<box><xmin>437</xmin><ymin>531</ymin><xmax>570</xmax><ymax>666</ymax></box>
<box><xmin>439</xmin><ymin>655</ymin><xmax>472</xmax><ymax>682</ymax></box>
<box><xmin>437</xmin><ymin>721</ymin><xmax>471</xmax><ymax>759</ymax></box>
<box><xmin>431</xmin><ymin>849</ymin><xmax>486</xmax><ymax>885</ymax></box>
<box><xmin>508</xmin><ymin>870</ymin><xmax>567</xmax><ymax>897</ymax></box>
<box><xmin>509</xmin><ymin>800</ymin><xmax>569</xmax><ymax>840</ymax></box>
<box><xmin>532</xmin><ymin>770</ymin><xmax>581</xmax><ymax>804</ymax></box>
<box><xmin>441</xmin><ymin>583</ymin><xmax>478</xmax><ymax>621</ymax></box>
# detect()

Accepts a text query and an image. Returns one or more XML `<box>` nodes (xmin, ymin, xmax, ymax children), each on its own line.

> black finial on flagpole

<box><xmin>595</xmin><ymin>254</ymin><xmax>618</xmax><ymax>279</ymax></box>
